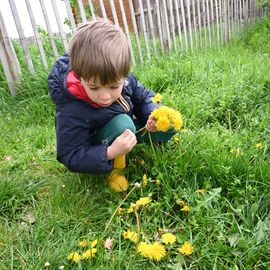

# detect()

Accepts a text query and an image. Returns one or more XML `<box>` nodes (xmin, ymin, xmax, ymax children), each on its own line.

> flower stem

<box><xmin>104</xmin><ymin>185</ymin><xmax>137</xmax><ymax>233</ymax></box>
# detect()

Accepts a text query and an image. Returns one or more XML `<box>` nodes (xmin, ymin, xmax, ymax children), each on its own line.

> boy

<box><xmin>48</xmin><ymin>18</ymin><xmax>173</xmax><ymax>192</ymax></box>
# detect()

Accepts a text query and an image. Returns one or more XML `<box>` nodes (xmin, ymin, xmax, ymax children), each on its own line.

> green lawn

<box><xmin>0</xmin><ymin>16</ymin><xmax>270</xmax><ymax>269</ymax></box>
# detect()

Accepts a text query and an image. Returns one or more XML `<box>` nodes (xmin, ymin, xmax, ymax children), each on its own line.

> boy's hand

<box><xmin>107</xmin><ymin>129</ymin><xmax>137</xmax><ymax>160</ymax></box>
<box><xmin>145</xmin><ymin>116</ymin><xmax>157</xmax><ymax>132</ymax></box>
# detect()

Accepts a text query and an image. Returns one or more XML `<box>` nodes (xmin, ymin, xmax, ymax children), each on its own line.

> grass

<box><xmin>0</xmin><ymin>15</ymin><xmax>270</xmax><ymax>269</ymax></box>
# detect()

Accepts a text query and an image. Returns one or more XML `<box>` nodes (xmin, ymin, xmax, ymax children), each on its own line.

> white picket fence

<box><xmin>0</xmin><ymin>0</ymin><xmax>268</xmax><ymax>96</ymax></box>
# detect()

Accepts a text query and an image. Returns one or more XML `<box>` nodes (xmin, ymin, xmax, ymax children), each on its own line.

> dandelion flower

<box><xmin>151</xmin><ymin>93</ymin><xmax>162</xmax><ymax>103</ymax></box>
<box><xmin>67</xmin><ymin>252</ymin><xmax>81</xmax><ymax>263</ymax></box>
<box><xmin>177</xmin><ymin>199</ymin><xmax>185</xmax><ymax>206</ymax></box>
<box><xmin>122</xmin><ymin>230</ymin><xmax>138</xmax><ymax>243</ymax></box>
<box><xmin>90</xmin><ymin>239</ymin><xmax>98</xmax><ymax>248</ymax></box>
<box><xmin>180</xmin><ymin>205</ymin><xmax>190</xmax><ymax>213</ymax></box>
<box><xmin>136</xmin><ymin>197</ymin><xmax>152</xmax><ymax>207</ymax></box>
<box><xmin>127</xmin><ymin>203</ymin><xmax>138</xmax><ymax>213</ymax></box>
<box><xmin>81</xmin><ymin>248</ymin><xmax>97</xmax><ymax>259</ymax></box>
<box><xmin>161</xmin><ymin>233</ymin><xmax>176</xmax><ymax>245</ymax></box>
<box><xmin>137</xmin><ymin>242</ymin><xmax>166</xmax><ymax>261</ymax></box>
<box><xmin>142</xmin><ymin>174</ymin><xmax>148</xmax><ymax>187</ymax></box>
<box><xmin>79</xmin><ymin>240</ymin><xmax>89</xmax><ymax>247</ymax></box>
<box><xmin>255</xmin><ymin>143</ymin><xmax>263</xmax><ymax>149</ymax></box>
<box><xmin>155</xmin><ymin>179</ymin><xmax>161</xmax><ymax>186</ymax></box>
<box><xmin>179</xmin><ymin>241</ymin><xmax>194</xmax><ymax>255</ymax></box>
<box><xmin>155</xmin><ymin>116</ymin><xmax>170</xmax><ymax>132</ymax></box>
<box><xmin>140</xmin><ymin>159</ymin><xmax>145</xmax><ymax>165</ymax></box>
<box><xmin>151</xmin><ymin>242</ymin><xmax>166</xmax><ymax>261</ymax></box>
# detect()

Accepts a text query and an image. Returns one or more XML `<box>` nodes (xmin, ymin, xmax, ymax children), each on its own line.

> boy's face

<box><xmin>81</xmin><ymin>77</ymin><xmax>125</xmax><ymax>107</ymax></box>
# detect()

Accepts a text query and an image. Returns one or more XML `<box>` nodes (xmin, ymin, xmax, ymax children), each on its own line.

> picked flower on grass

<box><xmin>142</xmin><ymin>174</ymin><xmax>148</xmax><ymax>187</ymax></box>
<box><xmin>150</xmin><ymin>106</ymin><xmax>183</xmax><ymax>132</ymax></box>
<box><xmin>179</xmin><ymin>241</ymin><xmax>194</xmax><ymax>255</ymax></box>
<box><xmin>151</xmin><ymin>93</ymin><xmax>162</xmax><ymax>103</ymax></box>
<box><xmin>81</xmin><ymin>248</ymin><xmax>97</xmax><ymax>259</ymax></box>
<box><xmin>137</xmin><ymin>242</ymin><xmax>166</xmax><ymax>261</ymax></box>
<box><xmin>123</xmin><ymin>230</ymin><xmax>138</xmax><ymax>243</ymax></box>
<box><xmin>104</xmin><ymin>238</ymin><xmax>113</xmax><ymax>250</ymax></box>
<box><xmin>161</xmin><ymin>233</ymin><xmax>176</xmax><ymax>245</ymax></box>
<box><xmin>180</xmin><ymin>205</ymin><xmax>190</xmax><ymax>213</ymax></box>
<box><xmin>67</xmin><ymin>252</ymin><xmax>81</xmax><ymax>263</ymax></box>
<box><xmin>136</xmin><ymin>197</ymin><xmax>152</xmax><ymax>207</ymax></box>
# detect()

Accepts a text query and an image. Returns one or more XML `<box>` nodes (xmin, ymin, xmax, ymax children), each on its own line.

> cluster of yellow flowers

<box><xmin>150</xmin><ymin>106</ymin><xmax>183</xmax><ymax>132</ymax></box>
<box><xmin>136</xmin><ymin>236</ymin><xmax>194</xmax><ymax>261</ymax></box>
<box><xmin>67</xmin><ymin>239</ymin><xmax>97</xmax><ymax>263</ymax></box>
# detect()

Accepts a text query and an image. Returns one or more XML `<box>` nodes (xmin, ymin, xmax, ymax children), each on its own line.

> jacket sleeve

<box><xmin>128</xmin><ymin>74</ymin><xmax>158</xmax><ymax>125</ymax></box>
<box><xmin>55</xmin><ymin>103</ymin><xmax>113</xmax><ymax>174</ymax></box>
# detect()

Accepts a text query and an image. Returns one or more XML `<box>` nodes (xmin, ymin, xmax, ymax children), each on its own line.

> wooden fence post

<box><xmin>0</xmin><ymin>10</ymin><xmax>21</xmax><ymax>96</ymax></box>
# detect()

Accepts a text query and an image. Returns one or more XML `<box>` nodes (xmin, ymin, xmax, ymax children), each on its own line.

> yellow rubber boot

<box><xmin>114</xmin><ymin>155</ymin><xmax>126</xmax><ymax>169</ymax></box>
<box><xmin>107</xmin><ymin>169</ymin><xmax>128</xmax><ymax>192</ymax></box>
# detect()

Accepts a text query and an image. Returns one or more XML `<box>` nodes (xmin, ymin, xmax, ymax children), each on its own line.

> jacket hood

<box><xmin>48</xmin><ymin>54</ymin><xmax>73</xmax><ymax>105</ymax></box>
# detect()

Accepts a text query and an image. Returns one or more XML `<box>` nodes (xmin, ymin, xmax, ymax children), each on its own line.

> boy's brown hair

<box><xmin>68</xmin><ymin>18</ymin><xmax>131</xmax><ymax>86</ymax></box>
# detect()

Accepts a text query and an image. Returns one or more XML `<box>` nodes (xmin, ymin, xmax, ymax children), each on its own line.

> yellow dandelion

<box><xmin>136</xmin><ymin>197</ymin><xmax>152</xmax><ymax>207</ymax></box>
<box><xmin>127</xmin><ymin>203</ymin><xmax>138</xmax><ymax>213</ymax></box>
<box><xmin>177</xmin><ymin>199</ymin><xmax>185</xmax><ymax>206</ymax></box>
<box><xmin>151</xmin><ymin>242</ymin><xmax>166</xmax><ymax>261</ymax></box>
<box><xmin>122</xmin><ymin>230</ymin><xmax>138</xmax><ymax>243</ymax></box>
<box><xmin>151</xmin><ymin>93</ymin><xmax>162</xmax><ymax>103</ymax></box>
<box><xmin>196</xmin><ymin>189</ymin><xmax>206</xmax><ymax>193</ymax></box>
<box><xmin>142</xmin><ymin>174</ymin><xmax>148</xmax><ymax>187</ymax></box>
<box><xmin>140</xmin><ymin>159</ymin><xmax>145</xmax><ymax>165</ymax></box>
<box><xmin>180</xmin><ymin>205</ymin><xmax>190</xmax><ymax>213</ymax></box>
<box><xmin>67</xmin><ymin>252</ymin><xmax>81</xmax><ymax>263</ymax></box>
<box><xmin>179</xmin><ymin>241</ymin><xmax>194</xmax><ymax>255</ymax></box>
<box><xmin>90</xmin><ymin>239</ymin><xmax>98</xmax><ymax>248</ymax></box>
<box><xmin>81</xmin><ymin>248</ymin><xmax>97</xmax><ymax>260</ymax></box>
<box><xmin>156</xmin><ymin>116</ymin><xmax>171</xmax><ymax>132</ymax></box>
<box><xmin>137</xmin><ymin>242</ymin><xmax>152</xmax><ymax>258</ymax></box>
<box><xmin>255</xmin><ymin>143</ymin><xmax>263</xmax><ymax>149</ymax></box>
<box><xmin>161</xmin><ymin>233</ymin><xmax>176</xmax><ymax>245</ymax></box>
<box><xmin>137</xmin><ymin>242</ymin><xmax>166</xmax><ymax>261</ymax></box>
<box><xmin>155</xmin><ymin>179</ymin><xmax>161</xmax><ymax>186</ymax></box>
<box><xmin>79</xmin><ymin>240</ymin><xmax>89</xmax><ymax>247</ymax></box>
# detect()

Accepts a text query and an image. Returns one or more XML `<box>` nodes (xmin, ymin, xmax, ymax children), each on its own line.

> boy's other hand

<box><xmin>107</xmin><ymin>129</ymin><xmax>137</xmax><ymax>160</ymax></box>
<box><xmin>145</xmin><ymin>116</ymin><xmax>157</xmax><ymax>132</ymax></box>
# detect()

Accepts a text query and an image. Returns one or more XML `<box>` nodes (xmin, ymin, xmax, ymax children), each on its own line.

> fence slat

<box><xmin>39</xmin><ymin>0</ymin><xmax>59</xmax><ymax>58</ymax></box>
<box><xmin>109</xmin><ymin>0</ymin><xmax>119</xmax><ymax>26</ymax></box>
<box><xmin>138</xmin><ymin>0</ymin><xmax>151</xmax><ymax>59</ymax></box>
<box><xmin>154</xmin><ymin>0</ymin><xmax>164</xmax><ymax>52</ymax></box>
<box><xmin>192</xmin><ymin>0</ymin><xmax>198</xmax><ymax>49</ymax></box>
<box><xmin>174</xmin><ymin>0</ymin><xmax>183</xmax><ymax>50</ymax></box>
<box><xmin>128</xmin><ymin>0</ymin><xmax>143</xmax><ymax>63</ymax></box>
<box><xmin>180</xmin><ymin>0</ymin><xmax>188</xmax><ymax>51</ymax></box>
<box><xmin>168</xmin><ymin>0</ymin><xmax>177</xmax><ymax>50</ymax></box>
<box><xmin>99</xmin><ymin>0</ymin><xmax>108</xmax><ymax>19</ymax></box>
<box><xmin>9</xmin><ymin>0</ymin><xmax>34</xmax><ymax>74</ymax></box>
<box><xmin>64</xmin><ymin>0</ymin><xmax>77</xmax><ymax>31</ymax></box>
<box><xmin>146</xmin><ymin>0</ymin><xmax>157</xmax><ymax>54</ymax></box>
<box><xmin>0</xmin><ymin>10</ymin><xmax>21</xmax><ymax>95</ymax></box>
<box><xmin>186</xmin><ymin>0</ymin><xmax>193</xmax><ymax>50</ymax></box>
<box><xmin>160</xmin><ymin>0</ymin><xmax>171</xmax><ymax>50</ymax></box>
<box><xmin>119</xmin><ymin>0</ymin><xmax>135</xmax><ymax>65</ymax></box>
<box><xmin>25</xmin><ymin>0</ymin><xmax>48</xmax><ymax>68</ymax></box>
<box><xmin>214</xmin><ymin>0</ymin><xmax>220</xmax><ymax>45</ymax></box>
<box><xmin>51</xmin><ymin>0</ymin><xmax>68</xmax><ymax>51</ymax></box>
<box><xmin>77</xmin><ymin>0</ymin><xmax>87</xmax><ymax>22</ymax></box>
<box><xmin>87</xmin><ymin>0</ymin><xmax>96</xmax><ymax>20</ymax></box>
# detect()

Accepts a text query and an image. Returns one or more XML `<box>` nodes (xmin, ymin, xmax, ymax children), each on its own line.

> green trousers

<box><xmin>93</xmin><ymin>114</ymin><xmax>175</xmax><ymax>145</ymax></box>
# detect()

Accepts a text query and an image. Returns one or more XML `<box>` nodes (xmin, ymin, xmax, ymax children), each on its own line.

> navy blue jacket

<box><xmin>48</xmin><ymin>54</ymin><xmax>157</xmax><ymax>174</ymax></box>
